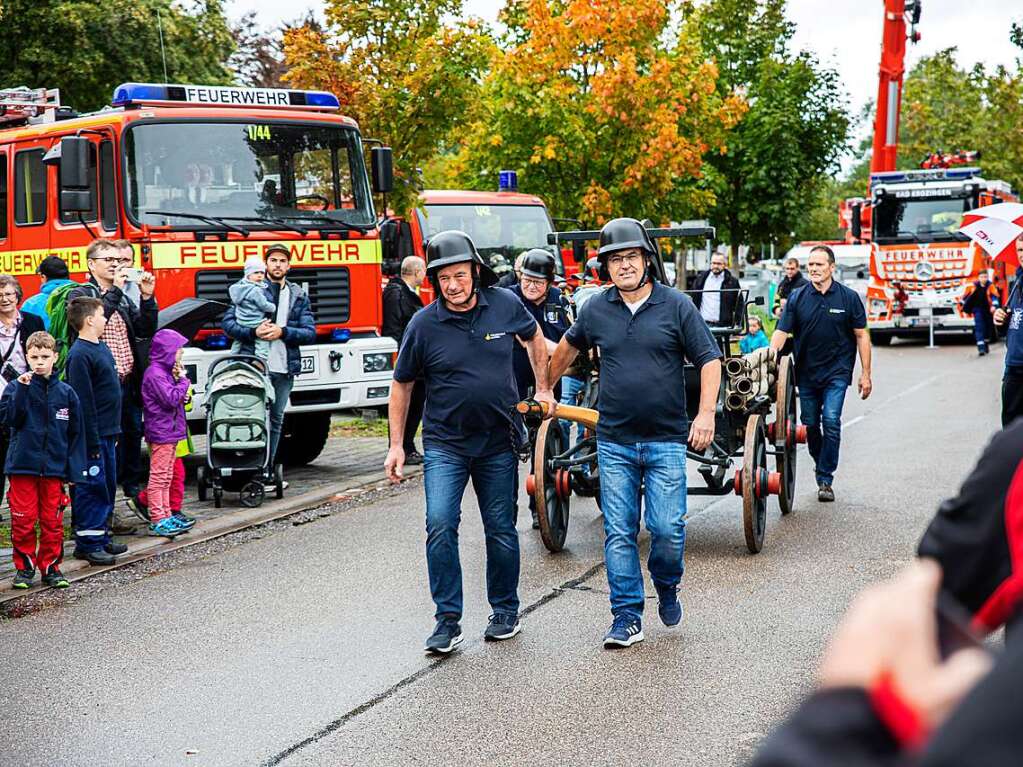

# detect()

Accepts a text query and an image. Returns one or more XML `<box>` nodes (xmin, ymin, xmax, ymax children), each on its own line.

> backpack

<box><xmin>46</xmin><ymin>282</ymin><xmax>96</xmax><ymax>375</ymax></box>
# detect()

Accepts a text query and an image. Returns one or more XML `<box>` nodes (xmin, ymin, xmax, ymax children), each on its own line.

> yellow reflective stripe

<box><xmin>0</xmin><ymin>246</ymin><xmax>91</xmax><ymax>276</ymax></box>
<box><xmin>147</xmin><ymin>239</ymin><xmax>381</xmax><ymax>270</ymax></box>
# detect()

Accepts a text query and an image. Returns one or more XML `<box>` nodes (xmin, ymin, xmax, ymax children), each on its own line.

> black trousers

<box><xmin>390</xmin><ymin>380</ymin><xmax>425</xmax><ymax>453</ymax></box>
<box><xmin>1002</xmin><ymin>372</ymin><xmax>1023</xmax><ymax>427</ymax></box>
<box><xmin>119</xmin><ymin>380</ymin><xmax>145</xmax><ymax>496</ymax></box>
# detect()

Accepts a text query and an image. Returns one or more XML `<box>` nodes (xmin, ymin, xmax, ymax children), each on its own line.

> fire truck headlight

<box><xmin>869</xmin><ymin>299</ymin><xmax>888</xmax><ymax>315</ymax></box>
<box><xmin>363</xmin><ymin>353</ymin><xmax>393</xmax><ymax>373</ymax></box>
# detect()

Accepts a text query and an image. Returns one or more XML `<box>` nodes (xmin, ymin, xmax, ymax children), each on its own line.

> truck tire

<box><xmin>277</xmin><ymin>412</ymin><xmax>331</xmax><ymax>467</ymax></box>
<box><xmin>871</xmin><ymin>330</ymin><xmax>893</xmax><ymax>346</ymax></box>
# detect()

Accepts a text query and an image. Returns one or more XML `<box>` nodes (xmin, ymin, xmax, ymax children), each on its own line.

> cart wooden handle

<box><xmin>515</xmin><ymin>400</ymin><xmax>600</xmax><ymax>431</ymax></box>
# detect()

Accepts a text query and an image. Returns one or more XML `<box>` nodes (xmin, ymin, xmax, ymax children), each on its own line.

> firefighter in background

<box><xmin>508</xmin><ymin>250</ymin><xmax>571</xmax><ymax>529</ymax></box>
<box><xmin>961</xmin><ymin>270</ymin><xmax>1000</xmax><ymax>356</ymax></box>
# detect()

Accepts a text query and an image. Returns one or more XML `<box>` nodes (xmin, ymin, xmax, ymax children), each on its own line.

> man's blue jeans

<box><xmin>973</xmin><ymin>308</ymin><xmax>992</xmax><ymax>350</ymax></box>
<box><xmin>423</xmin><ymin>447</ymin><xmax>520</xmax><ymax>619</ymax></box>
<box><xmin>596</xmin><ymin>440</ymin><xmax>688</xmax><ymax>621</ymax></box>
<box><xmin>268</xmin><ymin>372</ymin><xmax>294</xmax><ymax>466</ymax></box>
<box><xmin>559</xmin><ymin>375</ymin><xmax>586</xmax><ymax>446</ymax></box>
<box><xmin>798</xmin><ymin>379</ymin><xmax>848</xmax><ymax>486</ymax></box>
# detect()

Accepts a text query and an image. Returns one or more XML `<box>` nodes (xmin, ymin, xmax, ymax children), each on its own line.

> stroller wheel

<box><xmin>196</xmin><ymin>466</ymin><xmax>208</xmax><ymax>502</ymax></box>
<box><xmin>274</xmin><ymin>464</ymin><xmax>285</xmax><ymax>499</ymax></box>
<box><xmin>240</xmin><ymin>481</ymin><xmax>265</xmax><ymax>508</ymax></box>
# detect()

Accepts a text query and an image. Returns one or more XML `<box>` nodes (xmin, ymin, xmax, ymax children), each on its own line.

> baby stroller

<box><xmin>195</xmin><ymin>355</ymin><xmax>283</xmax><ymax>508</ymax></box>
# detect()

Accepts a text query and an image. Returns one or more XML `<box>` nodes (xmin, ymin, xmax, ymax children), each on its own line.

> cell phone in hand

<box><xmin>936</xmin><ymin>590</ymin><xmax>992</xmax><ymax>660</ymax></box>
<box><xmin>123</xmin><ymin>267</ymin><xmax>146</xmax><ymax>282</ymax></box>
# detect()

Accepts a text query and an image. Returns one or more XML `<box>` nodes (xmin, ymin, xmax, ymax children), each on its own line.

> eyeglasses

<box><xmin>608</xmin><ymin>253</ymin><xmax>643</xmax><ymax>267</ymax></box>
<box><xmin>521</xmin><ymin>277</ymin><xmax>547</xmax><ymax>289</ymax></box>
<box><xmin>0</xmin><ymin>292</ymin><xmax>19</xmax><ymax>301</ymax></box>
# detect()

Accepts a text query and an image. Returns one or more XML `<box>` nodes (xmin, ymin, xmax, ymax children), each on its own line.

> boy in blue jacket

<box><xmin>3</xmin><ymin>331</ymin><xmax>86</xmax><ymax>589</ymax></box>
<box><xmin>65</xmin><ymin>297</ymin><xmax>124</xmax><ymax>566</ymax></box>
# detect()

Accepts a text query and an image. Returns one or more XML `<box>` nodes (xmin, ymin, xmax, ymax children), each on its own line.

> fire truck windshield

<box><xmin>419</xmin><ymin>203</ymin><xmax>561</xmax><ymax>271</ymax></box>
<box><xmin>872</xmin><ymin>193</ymin><xmax>971</xmax><ymax>243</ymax></box>
<box><xmin>124</xmin><ymin>121</ymin><xmax>374</xmax><ymax>229</ymax></box>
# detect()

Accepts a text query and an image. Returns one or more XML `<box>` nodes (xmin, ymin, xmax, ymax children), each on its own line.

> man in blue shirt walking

<box><xmin>770</xmin><ymin>245</ymin><xmax>872</xmax><ymax>503</ymax></box>
<box><xmin>994</xmin><ymin>236</ymin><xmax>1023</xmax><ymax>425</ymax></box>
<box><xmin>386</xmin><ymin>231</ymin><xmax>556</xmax><ymax>654</ymax></box>
<box><xmin>549</xmin><ymin>218</ymin><xmax>722</xmax><ymax>649</ymax></box>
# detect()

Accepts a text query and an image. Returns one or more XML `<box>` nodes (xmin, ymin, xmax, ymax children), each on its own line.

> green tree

<box><xmin>899</xmin><ymin>50</ymin><xmax>1023</xmax><ymax>191</ymax></box>
<box><xmin>693</xmin><ymin>0</ymin><xmax>851</xmax><ymax>261</ymax></box>
<box><xmin>453</xmin><ymin>0</ymin><xmax>745</xmax><ymax>226</ymax></box>
<box><xmin>0</xmin><ymin>0</ymin><xmax>237</xmax><ymax>113</ymax></box>
<box><xmin>283</xmin><ymin>0</ymin><xmax>493</xmax><ymax>211</ymax></box>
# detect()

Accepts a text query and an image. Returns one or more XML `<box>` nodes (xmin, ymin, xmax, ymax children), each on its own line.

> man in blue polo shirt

<box><xmin>549</xmin><ymin>218</ymin><xmax>722</xmax><ymax>649</ymax></box>
<box><xmin>385</xmin><ymin>230</ymin><xmax>556</xmax><ymax>655</ymax></box>
<box><xmin>770</xmin><ymin>244</ymin><xmax>872</xmax><ymax>503</ymax></box>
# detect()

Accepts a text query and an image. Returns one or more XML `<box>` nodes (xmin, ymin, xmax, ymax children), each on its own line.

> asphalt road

<box><xmin>0</xmin><ymin>338</ymin><xmax>1003</xmax><ymax>767</ymax></box>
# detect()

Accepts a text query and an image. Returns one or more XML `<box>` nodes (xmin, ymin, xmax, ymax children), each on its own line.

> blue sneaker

<box><xmin>148</xmin><ymin>518</ymin><xmax>182</xmax><ymax>539</ymax></box>
<box><xmin>603</xmin><ymin>615</ymin><xmax>644</xmax><ymax>648</ymax></box>
<box><xmin>170</xmin><ymin>513</ymin><xmax>196</xmax><ymax>531</ymax></box>
<box><xmin>656</xmin><ymin>586</ymin><xmax>683</xmax><ymax>627</ymax></box>
<box><xmin>484</xmin><ymin>613</ymin><xmax>521</xmax><ymax>641</ymax></box>
<box><xmin>424</xmin><ymin>616</ymin><xmax>463</xmax><ymax>654</ymax></box>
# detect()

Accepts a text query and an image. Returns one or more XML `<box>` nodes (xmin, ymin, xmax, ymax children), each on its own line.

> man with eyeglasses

<box><xmin>509</xmin><ymin>249</ymin><xmax>571</xmax><ymax>528</ymax></box>
<box><xmin>67</xmin><ymin>239</ymin><xmax>158</xmax><ymax>519</ymax></box>
<box><xmin>548</xmin><ymin>218</ymin><xmax>722</xmax><ymax>649</ymax></box>
<box><xmin>0</xmin><ymin>274</ymin><xmax>44</xmax><ymax>514</ymax></box>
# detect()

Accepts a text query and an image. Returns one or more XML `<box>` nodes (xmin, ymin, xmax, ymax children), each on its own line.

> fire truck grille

<box><xmin>195</xmin><ymin>268</ymin><xmax>352</xmax><ymax>326</ymax></box>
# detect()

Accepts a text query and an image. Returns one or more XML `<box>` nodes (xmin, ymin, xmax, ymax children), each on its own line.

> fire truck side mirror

<box><xmin>850</xmin><ymin>202</ymin><xmax>862</xmax><ymax>240</ymax></box>
<box><xmin>52</xmin><ymin>137</ymin><xmax>93</xmax><ymax>213</ymax></box>
<box><xmin>371</xmin><ymin>147</ymin><xmax>394</xmax><ymax>194</ymax></box>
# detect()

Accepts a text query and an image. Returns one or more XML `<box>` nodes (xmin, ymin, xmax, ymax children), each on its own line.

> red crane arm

<box><xmin>870</xmin><ymin>0</ymin><xmax>921</xmax><ymax>175</ymax></box>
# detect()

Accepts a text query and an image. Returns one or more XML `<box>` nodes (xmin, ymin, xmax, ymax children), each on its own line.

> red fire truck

<box><xmin>842</xmin><ymin>1</ymin><xmax>1019</xmax><ymax>345</ymax></box>
<box><xmin>0</xmin><ymin>82</ymin><xmax>397</xmax><ymax>465</ymax></box>
<box><xmin>380</xmin><ymin>174</ymin><xmax>573</xmax><ymax>300</ymax></box>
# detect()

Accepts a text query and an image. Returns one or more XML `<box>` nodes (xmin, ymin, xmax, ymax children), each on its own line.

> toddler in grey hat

<box><xmin>228</xmin><ymin>256</ymin><xmax>277</xmax><ymax>360</ymax></box>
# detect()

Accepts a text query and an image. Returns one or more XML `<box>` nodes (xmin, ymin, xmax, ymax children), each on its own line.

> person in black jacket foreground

<box><xmin>751</xmin><ymin>560</ymin><xmax>1004</xmax><ymax>767</ymax></box>
<box><xmin>382</xmin><ymin>256</ymin><xmax>426</xmax><ymax>464</ymax></box>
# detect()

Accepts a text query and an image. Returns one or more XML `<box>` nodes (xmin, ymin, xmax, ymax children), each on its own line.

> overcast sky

<box><xmin>230</xmin><ymin>0</ymin><xmax>1021</xmax><ymax>155</ymax></box>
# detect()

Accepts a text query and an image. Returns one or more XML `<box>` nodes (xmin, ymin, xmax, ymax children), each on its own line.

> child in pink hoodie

<box><xmin>142</xmin><ymin>329</ymin><xmax>192</xmax><ymax>538</ymax></box>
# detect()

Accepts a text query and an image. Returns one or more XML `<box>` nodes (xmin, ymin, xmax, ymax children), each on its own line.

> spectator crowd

<box><xmin>5</xmin><ymin>238</ymin><xmax>314</xmax><ymax>591</ymax></box>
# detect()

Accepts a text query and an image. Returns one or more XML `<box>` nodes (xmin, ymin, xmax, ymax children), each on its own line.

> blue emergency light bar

<box><xmin>498</xmin><ymin>170</ymin><xmax>518</xmax><ymax>192</ymax></box>
<box><xmin>111</xmin><ymin>83</ymin><xmax>340</xmax><ymax>111</ymax></box>
<box><xmin>869</xmin><ymin>167</ymin><xmax>981</xmax><ymax>188</ymax></box>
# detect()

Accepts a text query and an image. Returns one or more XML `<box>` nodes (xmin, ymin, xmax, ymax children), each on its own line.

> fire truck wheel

<box><xmin>196</xmin><ymin>466</ymin><xmax>208</xmax><ymax>502</ymax></box>
<box><xmin>870</xmin><ymin>331</ymin><xmax>893</xmax><ymax>346</ymax></box>
<box><xmin>277</xmin><ymin>412</ymin><xmax>331</xmax><ymax>467</ymax></box>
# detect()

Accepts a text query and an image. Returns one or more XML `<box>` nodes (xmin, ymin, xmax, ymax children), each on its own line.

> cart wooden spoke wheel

<box><xmin>741</xmin><ymin>413</ymin><xmax>769</xmax><ymax>554</ymax></box>
<box><xmin>533</xmin><ymin>418</ymin><xmax>570</xmax><ymax>553</ymax></box>
<box><xmin>774</xmin><ymin>355</ymin><xmax>797</xmax><ymax>516</ymax></box>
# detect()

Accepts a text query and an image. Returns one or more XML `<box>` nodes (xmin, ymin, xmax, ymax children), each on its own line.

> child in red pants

<box><xmin>2</xmin><ymin>332</ymin><xmax>86</xmax><ymax>589</ymax></box>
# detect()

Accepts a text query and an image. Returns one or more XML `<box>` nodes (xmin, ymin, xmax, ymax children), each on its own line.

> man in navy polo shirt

<box><xmin>770</xmin><ymin>244</ymin><xmax>872</xmax><ymax>503</ymax></box>
<box><xmin>385</xmin><ymin>230</ymin><xmax>556</xmax><ymax>655</ymax></box>
<box><xmin>549</xmin><ymin>218</ymin><xmax>722</xmax><ymax>649</ymax></box>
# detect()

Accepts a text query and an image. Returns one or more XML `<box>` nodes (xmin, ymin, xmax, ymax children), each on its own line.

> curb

<box><xmin>0</xmin><ymin>466</ymin><xmax>422</xmax><ymax>606</ymax></box>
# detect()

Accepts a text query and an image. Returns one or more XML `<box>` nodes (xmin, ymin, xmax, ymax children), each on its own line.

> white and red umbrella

<box><xmin>959</xmin><ymin>202</ymin><xmax>1023</xmax><ymax>264</ymax></box>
